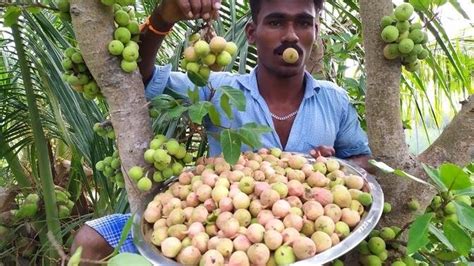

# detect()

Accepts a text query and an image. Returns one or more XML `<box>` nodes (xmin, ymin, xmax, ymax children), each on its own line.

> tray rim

<box><xmin>131</xmin><ymin>156</ymin><xmax>384</xmax><ymax>266</ymax></box>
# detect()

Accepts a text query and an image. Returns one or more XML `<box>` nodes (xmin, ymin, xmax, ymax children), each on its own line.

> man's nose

<box><xmin>282</xmin><ymin>24</ymin><xmax>299</xmax><ymax>42</ymax></box>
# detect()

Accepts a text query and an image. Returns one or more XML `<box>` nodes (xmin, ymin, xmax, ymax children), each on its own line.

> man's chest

<box><xmin>213</xmin><ymin>98</ymin><xmax>340</xmax><ymax>152</ymax></box>
<box><xmin>272</xmin><ymin>118</ymin><xmax>295</xmax><ymax>149</ymax></box>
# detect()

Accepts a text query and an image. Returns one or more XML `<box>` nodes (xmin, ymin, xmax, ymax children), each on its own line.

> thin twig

<box><xmin>47</xmin><ymin>231</ymin><xmax>68</xmax><ymax>259</ymax></box>
<box><xmin>422</xmin><ymin>12</ymin><xmax>439</xmax><ymax>29</ymax></box>
<box><xmin>388</xmin><ymin>239</ymin><xmax>408</xmax><ymax>246</ymax></box>
<box><xmin>419</xmin><ymin>250</ymin><xmax>437</xmax><ymax>265</ymax></box>
<box><xmin>394</xmin><ymin>221</ymin><xmax>412</xmax><ymax>240</ymax></box>
<box><xmin>208</xmin><ymin>82</ymin><xmax>217</xmax><ymax>101</ymax></box>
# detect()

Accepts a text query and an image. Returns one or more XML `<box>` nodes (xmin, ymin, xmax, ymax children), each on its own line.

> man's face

<box><xmin>246</xmin><ymin>0</ymin><xmax>318</xmax><ymax>77</ymax></box>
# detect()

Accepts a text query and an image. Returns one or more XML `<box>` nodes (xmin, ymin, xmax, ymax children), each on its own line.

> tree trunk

<box><xmin>307</xmin><ymin>35</ymin><xmax>325</xmax><ymax>76</ymax></box>
<box><xmin>418</xmin><ymin>95</ymin><xmax>474</xmax><ymax>166</ymax></box>
<box><xmin>359</xmin><ymin>0</ymin><xmax>437</xmax><ymax>228</ymax></box>
<box><xmin>69</xmin><ymin>0</ymin><xmax>153</xmax><ymax>213</ymax></box>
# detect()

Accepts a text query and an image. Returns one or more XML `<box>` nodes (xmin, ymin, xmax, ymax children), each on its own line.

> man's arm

<box><xmin>138</xmin><ymin>0</ymin><xmax>221</xmax><ymax>85</ymax></box>
<box><xmin>138</xmin><ymin>10</ymin><xmax>174</xmax><ymax>85</ymax></box>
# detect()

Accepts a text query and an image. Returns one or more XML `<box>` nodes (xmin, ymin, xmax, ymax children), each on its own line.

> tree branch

<box><xmin>359</xmin><ymin>0</ymin><xmax>411</xmax><ymax>164</ymax></box>
<box><xmin>307</xmin><ymin>35</ymin><xmax>324</xmax><ymax>76</ymax></box>
<box><xmin>359</xmin><ymin>0</ymin><xmax>436</xmax><ymax>228</ymax></box>
<box><xmin>69</xmin><ymin>0</ymin><xmax>154</xmax><ymax>213</ymax></box>
<box><xmin>418</xmin><ymin>95</ymin><xmax>474</xmax><ymax>167</ymax></box>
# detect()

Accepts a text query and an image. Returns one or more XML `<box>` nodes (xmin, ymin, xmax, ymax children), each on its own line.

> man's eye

<box><xmin>299</xmin><ymin>21</ymin><xmax>312</xmax><ymax>27</ymax></box>
<box><xmin>269</xmin><ymin>21</ymin><xmax>281</xmax><ymax>26</ymax></box>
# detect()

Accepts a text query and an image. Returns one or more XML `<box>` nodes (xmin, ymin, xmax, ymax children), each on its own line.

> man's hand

<box><xmin>156</xmin><ymin>0</ymin><xmax>222</xmax><ymax>24</ymax></box>
<box><xmin>309</xmin><ymin>146</ymin><xmax>373</xmax><ymax>173</ymax></box>
<box><xmin>309</xmin><ymin>145</ymin><xmax>336</xmax><ymax>158</ymax></box>
<box><xmin>140</xmin><ymin>0</ymin><xmax>222</xmax><ymax>85</ymax></box>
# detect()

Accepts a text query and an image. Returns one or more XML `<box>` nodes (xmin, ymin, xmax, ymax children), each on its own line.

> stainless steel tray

<box><xmin>132</xmin><ymin>157</ymin><xmax>384</xmax><ymax>265</ymax></box>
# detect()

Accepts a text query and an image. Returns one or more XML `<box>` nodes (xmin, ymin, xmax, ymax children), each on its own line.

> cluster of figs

<box><xmin>142</xmin><ymin>148</ymin><xmax>374</xmax><ymax>265</ymax></box>
<box><xmin>380</xmin><ymin>3</ymin><xmax>429</xmax><ymax>72</ymax></box>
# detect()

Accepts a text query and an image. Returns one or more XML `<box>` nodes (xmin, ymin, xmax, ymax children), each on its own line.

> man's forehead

<box><xmin>262</xmin><ymin>12</ymin><xmax>316</xmax><ymax>20</ymax></box>
<box><xmin>257</xmin><ymin>0</ymin><xmax>317</xmax><ymax>19</ymax></box>
<box><xmin>259</xmin><ymin>0</ymin><xmax>316</xmax><ymax>10</ymax></box>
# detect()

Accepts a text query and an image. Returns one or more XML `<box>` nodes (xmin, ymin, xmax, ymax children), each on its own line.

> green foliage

<box><xmin>454</xmin><ymin>201</ymin><xmax>474</xmax><ymax>231</ymax></box>
<box><xmin>3</xmin><ymin>7</ymin><xmax>21</xmax><ymax>27</ymax></box>
<box><xmin>368</xmin><ymin>161</ymin><xmax>474</xmax><ymax>264</ymax></box>
<box><xmin>151</xmin><ymin>70</ymin><xmax>271</xmax><ymax>164</ymax></box>
<box><xmin>443</xmin><ymin>219</ymin><xmax>471</xmax><ymax>256</ymax></box>
<box><xmin>188</xmin><ymin>101</ymin><xmax>213</xmax><ymax>124</ymax></box>
<box><xmin>220</xmin><ymin>129</ymin><xmax>241</xmax><ymax>164</ymax></box>
<box><xmin>112</xmin><ymin>214</ymin><xmax>134</xmax><ymax>256</ymax></box>
<box><xmin>407</xmin><ymin>213</ymin><xmax>433</xmax><ymax>254</ymax></box>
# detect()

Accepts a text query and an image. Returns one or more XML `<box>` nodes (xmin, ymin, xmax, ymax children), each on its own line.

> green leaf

<box><xmin>187</xmin><ymin>87</ymin><xmax>200</xmax><ymax>104</ymax></box>
<box><xmin>67</xmin><ymin>246</ymin><xmax>82</xmax><ymax>266</ymax></box>
<box><xmin>242</xmin><ymin>123</ymin><xmax>273</xmax><ymax>134</ymax></box>
<box><xmin>454</xmin><ymin>201</ymin><xmax>474</xmax><ymax>231</ymax></box>
<box><xmin>151</xmin><ymin>94</ymin><xmax>178</xmax><ymax>110</ymax></box>
<box><xmin>167</xmin><ymin>105</ymin><xmax>188</xmax><ymax>119</ymax></box>
<box><xmin>239</xmin><ymin>128</ymin><xmax>262</xmax><ymax>148</ymax></box>
<box><xmin>422</xmin><ymin>163</ymin><xmax>447</xmax><ymax>191</ymax></box>
<box><xmin>112</xmin><ymin>214</ymin><xmax>135</xmax><ymax>256</ymax></box>
<box><xmin>428</xmin><ymin>224</ymin><xmax>454</xmax><ymax>250</ymax></box>
<box><xmin>220</xmin><ymin>93</ymin><xmax>233</xmax><ymax>119</ymax></box>
<box><xmin>465</xmin><ymin>162</ymin><xmax>474</xmax><ymax>174</ymax></box>
<box><xmin>4</xmin><ymin>7</ymin><xmax>22</xmax><ymax>27</ymax></box>
<box><xmin>239</xmin><ymin>123</ymin><xmax>272</xmax><ymax>148</ymax></box>
<box><xmin>448</xmin><ymin>0</ymin><xmax>471</xmax><ymax>21</ymax></box>
<box><xmin>443</xmin><ymin>219</ymin><xmax>471</xmax><ymax>256</ymax></box>
<box><xmin>220</xmin><ymin>129</ymin><xmax>241</xmax><ymax>165</ymax></box>
<box><xmin>434</xmin><ymin>250</ymin><xmax>461</xmax><ymax>261</ymax></box>
<box><xmin>368</xmin><ymin>160</ymin><xmax>395</xmax><ymax>172</ymax></box>
<box><xmin>187</xmin><ymin>71</ymin><xmax>207</xmax><ymax>87</ymax></box>
<box><xmin>208</xmin><ymin>105</ymin><xmax>221</xmax><ymax>126</ymax></box>
<box><xmin>369</xmin><ymin>160</ymin><xmax>434</xmax><ymax>188</ymax></box>
<box><xmin>221</xmin><ymin>86</ymin><xmax>246</xmax><ymax>111</ymax></box>
<box><xmin>347</xmin><ymin>35</ymin><xmax>361</xmax><ymax>51</ymax></box>
<box><xmin>439</xmin><ymin>163</ymin><xmax>471</xmax><ymax>191</ymax></box>
<box><xmin>188</xmin><ymin>101</ymin><xmax>212</xmax><ymax>124</ymax></box>
<box><xmin>409</xmin><ymin>0</ymin><xmax>430</xmax><ymax>10</ymax></box>
<box><xmin>108</xmin><ymin>253</ymin><xmax>151</xmax><ymax>266</ymax></box>
<box><xmin>407</xmin><ymin>213</ymin><xmax>434</xmax><ymax>254</ymax></box>
<box><xmin>26</xmin><ymin>7</ymin><xmax>42</xmax><ymax>14</ymax></box>
<box><xmin>433</xmin><ymin>0</ymin><xmax>448</xmax><ymax>6</ymax></box>
<box><xmin>452</xmin><ymin>187</ymin><xmax>474</xmax><ymax>197</ymax></box>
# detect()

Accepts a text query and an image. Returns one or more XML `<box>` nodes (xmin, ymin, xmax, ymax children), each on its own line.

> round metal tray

<box><xmin>132</xmin><ymin>157</ymin><xmax>384</xmax><ymax>265</ymax></box>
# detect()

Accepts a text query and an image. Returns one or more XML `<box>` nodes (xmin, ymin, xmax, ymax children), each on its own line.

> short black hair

<box><xmin>249</xmin><ymin>0</ymin><xmax>324</xmax><ymax>21</ymax></box>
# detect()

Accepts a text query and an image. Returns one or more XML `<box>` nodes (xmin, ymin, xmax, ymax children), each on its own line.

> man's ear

<box><xmin>245</xmin><ymin>21</ymin><xmax>256</xmax><ymax>45</ymax></box>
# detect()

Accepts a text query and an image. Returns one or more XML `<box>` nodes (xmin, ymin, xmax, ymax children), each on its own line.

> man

<box><xmin>72</xmin><ymin>0</ymin><xmax>371</xmax><ymax>261</ymax></box>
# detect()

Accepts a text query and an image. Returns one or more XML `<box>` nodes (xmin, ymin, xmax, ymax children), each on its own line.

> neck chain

<box><xmin>270</xmin><ymin>110</ymin><xmax>298</xmax><ymax>121</ymax></box>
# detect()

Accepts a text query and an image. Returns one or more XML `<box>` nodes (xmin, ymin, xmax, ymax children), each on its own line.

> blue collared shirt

<box><xmin>145</xmin><ymin>64</ymin><xmax>371</xmax><ymax>158</ymax></box>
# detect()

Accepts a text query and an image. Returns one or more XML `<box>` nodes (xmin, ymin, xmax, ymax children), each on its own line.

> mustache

<box><xmin>274</xmin><ymin>44</ymin><xmax>303</xmax><ymax>55</ymax></box>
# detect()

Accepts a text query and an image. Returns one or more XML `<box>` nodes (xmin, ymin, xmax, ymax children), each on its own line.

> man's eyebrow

<box><xmin>263</xmin><ymin>12</ymin><xmax>315</xmax><ymax>20</ymax></box>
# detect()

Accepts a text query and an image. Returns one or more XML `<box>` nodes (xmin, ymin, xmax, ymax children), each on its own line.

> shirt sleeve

<box><xmin>334</xmin><ymin>97</ymin><xmax>371</xmax><ymax>158</ymax></box>
<box><xmin>144</xmin><ymin>64</ymin><xmax>211</xmax><ymax>101</ymax></box>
